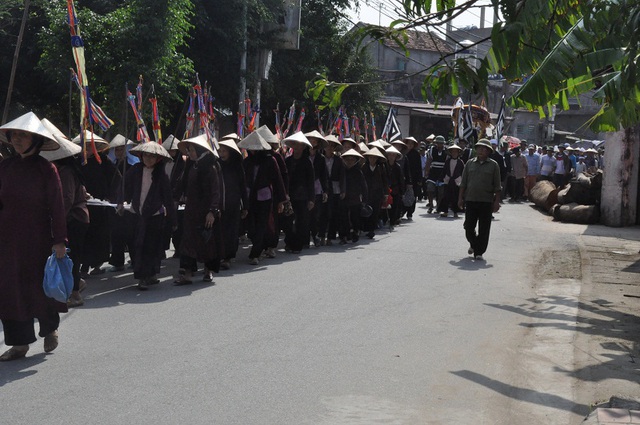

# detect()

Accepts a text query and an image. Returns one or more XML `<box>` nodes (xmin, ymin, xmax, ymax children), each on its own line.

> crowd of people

<box><xmin>0</xmin><ymin>110</ymin><xmax>604</xmax><ymax>361</ymax></box>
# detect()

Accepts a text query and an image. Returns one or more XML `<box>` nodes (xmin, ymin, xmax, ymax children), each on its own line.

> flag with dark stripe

<box><xmin>495</xmin><ymin>95</ymin><xmax>505</xmax><ymax>142</ymax></box>
<box><xmin>382</xmin><ymin>107</ymin><xmax>402</xmax><ymax>142</ymax></box>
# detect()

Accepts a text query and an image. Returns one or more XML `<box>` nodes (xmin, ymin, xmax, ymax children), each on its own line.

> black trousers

<box><xmin>438</xmin><ymin>183</ymin><xmax>462</xmax><ymax>214</ymax></box>
<box><xmin>2</xmin><ymin>311</ymin><xmax>59</xmax><ymax>346</ymax></box>
<box><xmin>247</xmin><ymin>200</ymin><xmax>272</xmax><ymax>259</ymax></box>
<box><xmin>463</xmin><ymin>201</ymin><xmax>493</xmax><ymax>256</ymax></box>
<box><xmin>109</xmin><ymin>210</ymin><xmax>132</xmax><ymax>267</ymax></box>
<box><xmin>67</xmin><ymin>218</ymin><xmax>89</xmax><ymax>291</ymax></box>
<box><xmin>221</xmin><ymin>208</ymin><xmax>241</xmax><ymax>260</ymax></box>
<box><xmin>130</xmin><ymin>214</ymin><xmax>165</xmax><ymax>280</ymax></box>
<box><xmin>308</xmin><ymin>194</ymin><xmax>323</xmax><ymax>240</ymax></box>
<box><xmin>340</xmin><ymin>203</ymin><xmax>361</xmax><ymax>239</ymax></box>
<box><xmin>284</xmin><ymin>199</ymin><xmax>311</xmax><ymax>251</ymax></box>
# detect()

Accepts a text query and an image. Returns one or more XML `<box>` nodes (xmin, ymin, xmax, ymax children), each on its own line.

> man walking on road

<box><xmin>458</xmin><ymin>139</ymin><xmax>502</xmax><ymax>261</ymax></box>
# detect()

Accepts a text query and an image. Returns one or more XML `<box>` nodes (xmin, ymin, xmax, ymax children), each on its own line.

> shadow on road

<box><xmin>0</xmin><ymin>353</ymin><xmax>46</xmax><ymax>387</ymax></box>
<box><xmin>448</xmin><ymin>257</ymin><xmax>494</xmax><ymax>271</ymax></box>
<box><xmin>485</xmin><ymin>296</ymin><xmax>640</xmax><ymax>386</ymax></box>
<box><xmin>450</xmin><ymin>369</ymin><xmax>589</xmax><ymax>416</ymax></box>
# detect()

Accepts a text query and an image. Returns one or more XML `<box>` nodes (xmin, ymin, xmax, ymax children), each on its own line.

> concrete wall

<box><xmin>601</xmin><ymin>126</ymin><xmax>640</xmax><ymax>226</ymax></box>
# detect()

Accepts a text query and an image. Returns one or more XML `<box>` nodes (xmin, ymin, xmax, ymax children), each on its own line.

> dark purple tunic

<box><xmin>0</xmin><ymin>155</ymin><xmax>68</xmax><ymax>321</ymax></box>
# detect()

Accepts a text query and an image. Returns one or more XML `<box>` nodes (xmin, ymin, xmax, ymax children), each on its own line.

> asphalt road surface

<box><xmin>1</xmin><ymin>201</ymin><xmax>590</xmax><ymax>424</ymax></box>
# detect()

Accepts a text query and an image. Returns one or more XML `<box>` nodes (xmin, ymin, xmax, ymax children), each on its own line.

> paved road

<box><xmin>1</xmin><ymin>202</ymin><xmax>591</xmax><ymax>424</ymax></box>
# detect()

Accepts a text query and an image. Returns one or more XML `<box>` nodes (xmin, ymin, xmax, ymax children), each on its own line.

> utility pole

<box><xmin>2</xmin><ymin>0</ymin><xmax>31</xmax><ymax>124</ymax></box>
<box><xmin>238</xmin><ymin>0</ymin><xmax>248</xmax><ymax>123</ymax></box>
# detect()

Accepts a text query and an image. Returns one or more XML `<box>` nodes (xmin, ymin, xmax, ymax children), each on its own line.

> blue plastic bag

<box><xmin>43</xmin><ymin>250</ymin><xmax>74</xmax><ymax>303</ymax></box>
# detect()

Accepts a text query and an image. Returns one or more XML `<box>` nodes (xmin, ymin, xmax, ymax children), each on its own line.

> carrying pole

<box><xmin>2</xmin><ymin>0</ymin><xmax>31</xmax><ymax>124</ymax></box>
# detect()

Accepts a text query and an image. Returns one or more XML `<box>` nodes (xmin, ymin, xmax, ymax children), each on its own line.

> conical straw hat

<box><xmin>385</xmin><ymin>146</ymin><xmax>402</xmax><ymax>158</ymax></box>
<box><xmin>364</xmin><ymin>147</ymin><xmax>386</xmax><ymax>160</ymax></box>
<box><xmin>304</xmin><ymin>130</ymin><xmax>328</xmax><ymax>149</ymax></box>
<box><xmin>218</xmin><ymin>139</ymin><xmax>242</xmax><ymax>156</ymax></box>
<box><xmin>282</xmin><ymin>131</ymin><xmax>312</xmax><ymax>148</ymax></box>
<box><xmin>130</xmin><ymin>141</ymin><xmax>172</xmax><ymax>161</ymax></box>
<box><xmin>341</xmin><ymin>148</ymin><xmax>363</xmax><ymax>159</ymax></box>
<box><xmin>255</xmin><ymin>125</ymin><xmax>279</xmax><ymax>145</ymax></box>
<box><xmin>162</xmin><ymin>134</ymin><xmax>180</xmax><ymax>151</ymax></box>
<box><xmin>178</xmin><ymin>133</ymin><xmax>216</xmax><ymax>155</ymax></box>
<box><xmin>109</xmin><ymin>134</ymin><xmax>134</xmax><ymax>149</ymax></box>
<box><xmin>72</xmin><ymin>130</ymin><xmax>109</xmax><ymax>154</ymax></box>
<box><xmin>238</xmin><ymin>131</ymin><xmax>271</xmax><ymax>151</ymax></box>
<box><xmin>40</xmin><ymin>119</ymin><xmax>81</xmax><ymax>161</ymax></box>
<box><xmin>220</xmin><ymin>132</ymin><xmax>241</xmax><ymax>143</ymax></box>
<box><xmin>0</xmin><ymin>112</ymin><xmax>59</xmax><ymax>151</ymax></box>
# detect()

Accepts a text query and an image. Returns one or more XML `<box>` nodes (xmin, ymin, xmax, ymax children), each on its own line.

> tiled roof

<box><xmin>382</xmin><ymin>27</ymin><xmax>453</xmax><ymax>53</ymax></box>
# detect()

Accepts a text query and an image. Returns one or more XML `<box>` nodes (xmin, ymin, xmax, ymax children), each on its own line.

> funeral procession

<box><xmin>1</xmin><ymin>1</ymin><xmax>639</xmax><ymax>424</ymax></box>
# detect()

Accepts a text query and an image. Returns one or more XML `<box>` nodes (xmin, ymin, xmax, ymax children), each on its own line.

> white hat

<box><xmin>39</xmin><ymin>119</ymin><xmax>81</xmax><ymax>161</ymax></box>
<box><xmin>220</xmin><ymin>132</ymin><xmax>241</xmax><ymax>143</ymax></box>
<box><xmin>391</xmin><ymin>139</ymin><xmax>407</xmax><ymax>147</ymax></box>
<box><xmin>255</xmin><ymin>126</ymin><xmax>279</xmax><ymax>145</ymax></box>
<box><xmin>130</xmin><ymin>141</ymin><xmax>172</xmax><ymax>161</ymax></box>
<box><xmin>447</xmin><ymin>144</ymin><xmax>462</xmax><ymax>151</ymax></box>
<box><xmin>110</xmin><ymin>134</ymin><xmax>134</xmax><ymax>149</ymax></box>
<box><xmin>238</xmin><ymin>131</ymin><xmax>271</xmax><ymax>151</ymax></box>
<box><xmin>162</xmin><ymin>134</ymin><xmax>180</xmax><ymax>151</ymax></box>
<box><xmin>341</xmin><ymin>148</ymin><xmax>363</xmax><ymax>159</ymax></box>
<box><xmin>403</xmin><ymin>136</ymin><xmax>418</xmax><ymax>144</ymax></box>
<box><xmin>364</xmin><ymin>148</ymin><xmax>386</xmax><ymax>160</ymax></box>
<box><xmin>304</xmin><ymin>130</ymin><xmax>328</xmax><ymax>149</ymax></box>
<box><xmin>178</xmin><ymin>133</ymin><xmax>217</xmax><ymax>155</ymax></box>
<box><xmin>325</xmin><ymin>134</ymin><xmax>341</xmax><ymax>145</ymax></box>
<box><xmin>426</xmin><ymin>134</ymin><xmax>436</xmax><ymax>141</ymax></box>
<box><xmin>0</xmin><ymin>112</ymin><xmax>59</xmax><ymax>151</ymax></box>
<box><xmin>282</xmin><ymin>131</ymin><xmax>312</xmax><ymax>148</ymax></box>
<box><xmin>367</xmin><ymin>140</ymin><xmax>385</xmax><ymax>150</ymax></box>
<box><xmin>72</xmin><ymin>130</ymin><xmax>110</xmax><ymax>153</ymax></box>
<box><xmin>385</xmin><ymin>146</ymin><xmax>402</xmax><ymax>157</ymax></box>
<box><xmin>358</xmin><ymin>142</ymin><xmax>369</xmax><ymax>153</ymax></box>
<box><xmin>585</xmin><ymin>148</ymin><xmax>598</xmax><ymax>154</ymax></box>
<box><xmin>218</xmin><ymin>139</ymin><xmax>242</xmax><ymax>156</ymax></box>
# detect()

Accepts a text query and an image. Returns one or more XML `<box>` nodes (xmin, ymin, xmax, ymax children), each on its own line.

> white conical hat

<box><xmin>0</xmin><ymin>112</ymin><xmax>59</xmax><ymax>151</ymax></box>
<box><xmin>162</xmin><ymin>134</ymin><xmax>180</xmax><ymax>151</ymax></box>
<box><xmin>220</xmin><ymin>132</ymin><xmax>241</xmax><ymax>143</ymax></box>
<box><xmin>130</xmin><ymin>141</ymin><xmax>172</xmax><ymax>161</ymax></box>
<box><xmin>341</xmin><ymin>148</ymin><xmax>363</xmax><ymax>159</ymax></box>
<box><xmin>39</xmin><ymin>119</ymin><xmax>81</xmax><ymax>161</ymax></box>
<box><xmin>282</xmin><ymin>131</ymin><xmax>312</xmax><ymax>148</ymax></box>
<box><xmin>238</xmin><ymin>131</ymin><xmax>271</xmax><ymax>151</ymax></box>
<box><xmin>178</xmin><ymin>133</ymin><xmax>216</xmax><ymax>155</ymax></box>
<box><xmin>367</xmin><ymin>140</ymin><xmax>385</xmax><ymax>150</ymax></box>
<box><xmin>403</xmin><ymin>136</ymin><xmax>418</xmax><ymax>144</ymax></box>
<box><xmin>218</xmin><ymin>139</ymin><xmax>242</xmax><ymax>156</ymax></box>
<box><xmin>358</xmin><ymin>142</ymin><xmax>369</xmax><ymax>153</ymax></box>
<box><xmin>385</xmin><ymin>146</ymin><xmax>402</xmax><ymax>158</ymax></box>
<box><xmin>72</xmin><ymin>130</ymin><xmax>109</xmax><ymax>153</ymax></box>
<box><xmin>364</xmin><ymin>147</ymin><xmax>386</xmax><ymax>160</ymax></box>
<box><xmin>109</xmin><ymin>134</ymin><xmax>134</xmax><ymax>149</ymax></box>
<box><xmin>255</xmin><ymin>125</ymin><xmax>279</xmax><ymax>145</ymax></box>
<box><xmin>304</xmin><ymin>130</ymin><xmax>328</xmax><ymax>149</ymax></box>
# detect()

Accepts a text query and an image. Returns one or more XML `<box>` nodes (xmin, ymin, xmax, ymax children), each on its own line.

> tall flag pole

<box><xmin>370</xmin><ymin>112</ymin><xmax>377</xmax><ymax>140</ymax></box>
<box><xmin>363</xmin><ymin>112</ymin><xmax>369</xmax><ymax>143</ymax></box>
<box><xmin>66</xmin><ymin>0</ymin><xmax>114</xmax><ymax>163</ymax></box>
<box><xmin>149</xmin><ymin>85</ymin><xmax>162</xmax><ymax>144</ymax></box>
<box><xmin>184</xmin><ymin>87</ymin><xmax>196</xmax><ymax>139</ymax></box>
<box><xmin>127</xmin><ymin>87</ymin><xmax>150</xmax><ymax>142</ymax></box>
<box><xmin>283</xmin><ymin>100</ymin><xmax>296</xmax><ymax>137</ymax></box>
<box><xmin>274</xmin><ymin>103</ymin><xmax>282</xmax><ymax>139</ymax></box>
<box><xmin>495</xmin><ymin>95</ymin><xmax>505</xmax><ymax>143</ymax></box>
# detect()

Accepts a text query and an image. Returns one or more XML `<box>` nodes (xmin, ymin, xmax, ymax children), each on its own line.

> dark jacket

<box><xmin>310</xmin><ymin>152</ymin><xmax>328</xmax><ymax>195</ymax></box>
<box><xmin>387</xmin><ymin>161</ymin><xmax>406</xmax><ymax>196</ymax></box>
<box><xmin>220</xmin><ymin>155</ymin><xmax>248</xmax><ymax>211</ymax></box>
<box><xmin>122</xmin><ymin>162</ymin><xmax>176</xmax><ymax>228</ymax></box>
<box><xmin>286</xmin><ymin>152</ymin><xmax>315</xmax><ymax>202</ymax></box>
<box><xmin>326</xmin><ymin>154</ymin><xmax>346</xmax><ymax>195</ymax></box>
<box><xmin>362</xmin><ymin>161</ymin><xmax>389</xmax><ymax>200</ymax></box>
<box><xmin>343</xmin><ymin>164</ymin><xmax>368</xmax><ymax>206</ymax></box>
<box><xmin>244</xmin><ymin>151</ymin><xmax>287</xmax><ymax>205</ymax></box>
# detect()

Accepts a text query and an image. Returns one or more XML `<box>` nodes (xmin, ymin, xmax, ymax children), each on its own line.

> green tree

<box><xmin>309</xmin><ymin>0</ymin><xmax>639</xmax><ymax>133</ymax></box>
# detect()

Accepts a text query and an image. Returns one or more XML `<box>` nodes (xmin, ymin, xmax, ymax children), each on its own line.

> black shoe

<box><xmin>366</xmin><ymin>231</ymin><xmax>375</xmax><ymax>239</ymax></box>
<box><xmin>468</xmin><ymin>247</ymin><xmax>474</xmax><ymax>255</ymax></box>
<box><xmin>137</xmin><ymin>280</ymin><xmax>149</xmax><ymax>290</ymax></box>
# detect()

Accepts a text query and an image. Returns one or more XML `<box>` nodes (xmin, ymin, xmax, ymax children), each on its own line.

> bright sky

<box><xmin>347</xmin><ymin>0</ymin><xmax>496</xmax><ymax>30</ymax></box>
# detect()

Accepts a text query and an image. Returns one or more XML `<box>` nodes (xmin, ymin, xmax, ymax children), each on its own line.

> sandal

<box><xmin>67</xmin><ymin>291</ymin><xmax>84</xmax><ymax>308</ymax></box>
<box><xmin>173</xmin><ymin>276</ymin><xmax>193</xmax><ymax>286</ymax></box>
<box><xmin>44</xmin><ymin>331</ymin><xmax>59</xmax><ymax>353</ymax></box>
<box><xmin>202</xmin><ymin>271</ymin><xmax>214</xmax><ymax>283</ymax></box>
<box><xmin>0</xmin><ymin>345</ymin><xmax>29</xmax><ymax>361</ymax></box>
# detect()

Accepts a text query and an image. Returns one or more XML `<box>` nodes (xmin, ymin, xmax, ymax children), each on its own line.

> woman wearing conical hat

<box><xmin>40</xmin><ymin>119</ymin><xmax>89</xmax><ymax>308</ymax></box>
<box><xmin>172</xmin><ymin>135</ymin><xmax>223</xmax><ymax>283</ymax></box>
<box><xmin>76</xmin><ymin>132</ymin><xmax>116</xmax><ymax>277</ymax></box>
<box><xmin>318</xmin><ymin>134</ymin><xmax>345</xmax><ymax>246</ymax></box>
<box><xmin>362</xmin><ymin>148</ymin><xmax>388</xmax><ymax>239</ymax></box>
<box><xmin>340</xmin><ymin>149</ymin><xmax>368</xmax><ymax>245</ymax></box>
<box><xmin>118</xmin><ymin>142</ymin><xmax>176</xmax><ymax>290</ymax></box>
<box><xmin>239</xmin><ymin>131</ymin><xmax>287</xmax><ymax>265</ymax></box>
<box><xmin>0</xmin><ymin>112</ymin><xmax>67</xmax><ymax>361</ymax></box>
<box><xmin>217</xmin><ymin>139</ymin><xmax>248</xmax><ymax>270</ymax></box>
<box><xmin>385</xmin><ymin>146</ymin><xmax>406</xmax><ymax>229</ymax></box>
